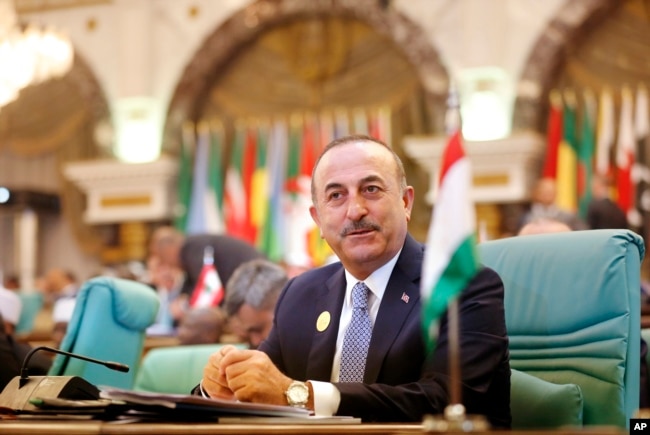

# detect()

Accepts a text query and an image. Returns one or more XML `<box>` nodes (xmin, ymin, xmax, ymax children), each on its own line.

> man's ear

<box><xmin>309</xmin><ymin>206</ymin><xmax>321</xmax><ymax>234</ymax></box>
<box><xmin>403</xmin><ymin>186</ymin><xmax>415</xmax><ymax>221</ymax></box>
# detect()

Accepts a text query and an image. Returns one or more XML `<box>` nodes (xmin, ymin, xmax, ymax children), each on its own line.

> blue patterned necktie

<box><xmin>339</xmin><ymin>282</ymin><xmax>372</xmax><ymax>382</ymax></box>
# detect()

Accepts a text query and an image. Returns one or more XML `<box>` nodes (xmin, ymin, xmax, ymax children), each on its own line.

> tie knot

<box><xmin>352</xmin><ymin>282</ymin><xmax>369</xmax><ymax>310</ymax></box>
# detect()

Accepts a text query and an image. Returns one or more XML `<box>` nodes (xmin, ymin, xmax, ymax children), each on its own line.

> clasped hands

<box><xmin>202</xmin><ymin>344</ymin><xmax>292</xmax><ymax>406</ymax></box>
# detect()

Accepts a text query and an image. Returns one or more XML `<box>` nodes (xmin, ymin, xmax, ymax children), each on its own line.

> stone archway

<box><xmin>512</xmin><ymin>0</ymin><xmax>619</xmax><ymax>132</ymax></box>
<box><xmin>164</xmin><ymin>0</ymin><xmax>449</xmax><ymax>150</ymax></box>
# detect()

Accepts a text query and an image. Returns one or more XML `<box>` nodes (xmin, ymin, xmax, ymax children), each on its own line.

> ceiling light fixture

<box><xmin>0</xmin><ymin>0</ymin><xmax>74</xmax><ymax>108</ymax></box>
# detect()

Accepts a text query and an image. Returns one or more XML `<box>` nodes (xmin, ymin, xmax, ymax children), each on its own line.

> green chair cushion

<box><xmin>510</xmin><ymin>369</ymin><xmax>583</xmax><ymax>429</ymax></box>
<box><xmin>134</xmin><ymin>343</ymin><xmax>247</xmax><ymax>395</ymax></box>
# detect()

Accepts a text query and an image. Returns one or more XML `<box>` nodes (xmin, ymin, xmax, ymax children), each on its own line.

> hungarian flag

<box><xmin>189</xmin><ymin>246</ymin><xmax>224</xmax><ymax>308</ymax></box>
<box><xmin>421</xmin><ymin>89</ymin><xmax>480</xmax><ymax>351</ymax></box>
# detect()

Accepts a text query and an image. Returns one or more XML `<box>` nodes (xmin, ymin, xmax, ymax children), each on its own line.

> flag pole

<box><xmin>447</xmin><ymin>297</ymin><xmax>461</xmax><ymax>408</ymax></box>
<box><xmin>443</xmin><ymin>86</ymin><xmax>465</xmax><ymax>424</ymax></box>
<box><xmin>203</xmin><ymin>245</ymin><xmax>214</xmax><ymax>266</ymax></box>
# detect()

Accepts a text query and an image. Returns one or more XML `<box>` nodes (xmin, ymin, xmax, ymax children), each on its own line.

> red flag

<box><xmin>224</xmin><ymin>127</ymin><xmax>247</xmax><ymax>238</ymax></box>
<box><xmin>616</xmin><ymin>86</ymin><xmax>635</xmax><ymax>217</ymax></box>
<box><xmin>242</xmin><ymin>127</ymin><xmax>258</xmax><ymax>244</ymax></box>
<box><xmin>542</xmin><ymin>90</ymin><xmax>563</xmax><ymax>179</ymax></box>
<box><xmin>189</xmin><ymin>247</ymin><xmax>224</xmax><ymax>308</ymax></box>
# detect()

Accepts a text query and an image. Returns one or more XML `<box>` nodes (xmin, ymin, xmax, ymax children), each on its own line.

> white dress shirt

<box><xmin>310</xmin><ymin>250</ymin><xmax>401</xmax><ymax>416</ymax></box>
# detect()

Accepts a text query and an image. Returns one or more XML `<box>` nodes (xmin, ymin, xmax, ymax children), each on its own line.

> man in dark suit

<box><xmin>198</xmin><ymin>135</ymin><xmax>511</xmax><ymax>427</ymax></box>
<box><xmin>149</xmin><ymin>226</ymin><xmax>266</xmax><ymax>297</ymax></box>
<box><xmin>587</xmin><ymin>174</ymin><xmax>628</xmax><ymax>230</ymax></box>
<box><xmin>0</xmin><ymin>292</ymin><xmax>51</xmax><ymax>391</ymax></box>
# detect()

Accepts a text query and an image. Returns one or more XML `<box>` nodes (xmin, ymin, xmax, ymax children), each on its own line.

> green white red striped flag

<box><xmin>421</xmin><ymin>90</ymin><xmax>480</xmax><ymax>351</ymax></box>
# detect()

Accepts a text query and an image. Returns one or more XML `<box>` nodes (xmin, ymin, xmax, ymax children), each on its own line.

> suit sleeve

<box><xmin>335</xmin><ymin>268</ymin><xmax>510</xmax><ymax>427</ymax></box>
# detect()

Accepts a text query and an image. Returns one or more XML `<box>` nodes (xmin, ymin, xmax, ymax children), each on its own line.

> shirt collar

<box><xmin>343</xmin><ymin>249</ymin><xmax>402</xmax><ymax>306</ymax></box>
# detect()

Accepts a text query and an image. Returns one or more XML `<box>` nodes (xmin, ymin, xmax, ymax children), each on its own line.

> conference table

<box><xmin>0</xmin><ymin>420</ymin><xmax>627</xmax><ymax>435</ymax></box>
<box><xmin>1</xmin><ymin>420</ymin><xmax>421</xmax><ymax>434</ymax></box>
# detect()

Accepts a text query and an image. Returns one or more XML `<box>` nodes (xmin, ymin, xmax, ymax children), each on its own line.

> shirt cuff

<box><xmin>309</xmin><ymin>380</ymin><xmax>340</xmax><ymax>417</ymax></box>
<box><xmin>199</xmin><ymin>380</ymin><xmax>209</xmax><ymax>398</ymax></box>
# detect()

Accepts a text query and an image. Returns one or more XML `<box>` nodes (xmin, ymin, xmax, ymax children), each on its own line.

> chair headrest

<box><xmin>74</xmin><ymin>276</ymin><xmax>159</xmax><ymax>330</ymax></box>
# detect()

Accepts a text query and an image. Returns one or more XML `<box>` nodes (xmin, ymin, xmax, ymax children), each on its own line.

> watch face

<box><xmin>288</xmin><ymin>383</ymin><xmax>309</xmax><ymax>404</ymax></box>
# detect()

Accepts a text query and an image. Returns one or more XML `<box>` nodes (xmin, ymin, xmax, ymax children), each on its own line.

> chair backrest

<box><xmin>478</xmin><ymin>229</ymin><xmax>644</xmax><ymax>428</ymax></box>
<box><xmin>15</xmin><ymin>292</ymin><xmax>43</xmax><ymax>334</ymax></box>
<box><xmin>133</xmin><ymin>343</ymin><xmax>247</xmax><ymax>394</ymax></box>
<box><xmin>48</xmin><ymin>276</ymin><xmax>159</xmax><ymax>389</ymax></box>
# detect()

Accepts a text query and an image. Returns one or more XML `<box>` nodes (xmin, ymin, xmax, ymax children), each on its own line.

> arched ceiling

<box><xmin>558</xmin><ymin>0</ymin><xmax>650</xmax><ymax>91</ymax></box>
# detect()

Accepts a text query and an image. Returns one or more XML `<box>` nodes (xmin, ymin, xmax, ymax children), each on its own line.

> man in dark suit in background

<box><xmin>198</xmin><ymin>135</ymin><xmax>511</xmax><ymax>426</ymax></box>
<box><xmin>587</xmin><ymin>174</ymin><xmax>628</xmax><ymax>230</ymax></box>
<box><xmin>149</xmin><ymin>226</ymin><xmax>266</xmax><ymax>298</ymax></box>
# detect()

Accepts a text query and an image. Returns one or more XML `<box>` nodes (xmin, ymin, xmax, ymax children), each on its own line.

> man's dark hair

<box><xmin>310</xmin><ymin>134</ymin><xmax>407</xmax><ymax>202</ymax></box>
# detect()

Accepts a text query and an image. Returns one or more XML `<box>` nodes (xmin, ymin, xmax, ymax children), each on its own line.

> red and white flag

<box><xmin>189</xmin><ymin>246</ymin><xmax>224</xmax><ymax>308</ymax></box>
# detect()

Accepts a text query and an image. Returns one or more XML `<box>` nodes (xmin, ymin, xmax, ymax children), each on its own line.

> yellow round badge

<box><xmin>316</xmin><ymin>311</ymin><xmax>331</xmax><ymax>332</ymax></box>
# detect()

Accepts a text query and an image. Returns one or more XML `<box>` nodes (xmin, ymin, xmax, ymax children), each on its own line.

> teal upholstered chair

<box><xmin>478</xmin><ymin>229</ymin><xmax>644</xmax><ymax>429</ymax></box>
<box><xmin>15</xmin><ymin>291</ymin><xmax>44</xmax><ymax>334</ymax></box>
<box><xmin>134</xmin><ymin>343</ymin><xmax>247</xmax><ymax>394</ymax></box>
<box><xmin>48</xmin><ymin>276</ymin><xmax>159</xmax><ymax>389</ymax></box>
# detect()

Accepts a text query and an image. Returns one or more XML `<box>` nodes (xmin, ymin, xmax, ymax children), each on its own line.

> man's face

<box><xmin>156</xmin><ymin>244</ymin><xmax>180</xmax><ymax>269</ymax></box>
<box><xmin>233</xmin><ymin>304</ymin><xmax>274</xmax><ymax>349</ymax></box>
<box><xmin>309</xmin><ymin>141</ymin><xmax>414</xmax><ymax>279</ymax></box>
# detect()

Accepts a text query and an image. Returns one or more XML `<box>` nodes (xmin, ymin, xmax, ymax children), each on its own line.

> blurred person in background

<box><xmin>0</xmin><ymin>287</ymin><xmax>51</xmax><ymax>390</ymax></box>
<box><xmin>176</xmin><ymin>307</ymin><xmax>226</xmax><ymax>345</ymax></box>
<box><xmin>519</xmin><ymin>177</ymin><xmax>586</xmax><ymax>232</ymax></box>
<box><xmin>587</xmin><ymin>174</ymin><xmax>628</xmax><ymax>230</ymax></box>
<box><xmin>145</xmin><ymin>255</ymin><xmax>184</xmax><ymax>335</ymax></box>
<box><xmin>3</xmin><ymin>274</ymin><xmax>20</xmax><ymax>291</ymax></box>
<box><xmin>223</xmin><ymin>259</ymin><xmax>288</xmax><ymax>349</ymax></box>
<box><xmin>148</xmin><ymin>226</ymin><xmax>266</xmax><ymax>300</ymax></box>
<box><xmin>43</xmin><ymin>268</ymin><xmax>79</xmax><ymax>304</ymax></box>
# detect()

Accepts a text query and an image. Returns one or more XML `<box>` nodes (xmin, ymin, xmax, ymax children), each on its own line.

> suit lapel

<box><xmin>364</xmin><ymin>235</ymin><xmax>423</xmax><ymax>383</ymax></box>
<box><xmin>305</xmin><ymin>268</ymin><xmax>346</xmax><ymax>380</ymax></box>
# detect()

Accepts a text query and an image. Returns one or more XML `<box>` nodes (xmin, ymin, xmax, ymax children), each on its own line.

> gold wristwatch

<box><xmin>285</xmin><ymin>381</ymin><xmax>309</xmax><ymax>408</ymax></box>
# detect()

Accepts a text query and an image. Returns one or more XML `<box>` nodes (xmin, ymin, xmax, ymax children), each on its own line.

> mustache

<box><xmin>341</xmin><ymin>220</ymin><xmax>381</xmax><ymax>237</ymax></box>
